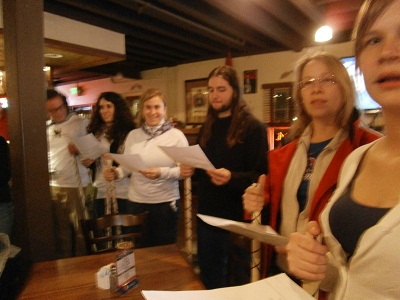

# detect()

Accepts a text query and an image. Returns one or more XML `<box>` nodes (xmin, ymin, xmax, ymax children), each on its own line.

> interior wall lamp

<box><xmin>0</xmin><ymin>71</ymin><xmax>5</xmax><ymax>95</ymax></box>
<box><xmin>315</xmin><ymin>25</ymin><xmax>333</xmax><ymax>42</ymax></box>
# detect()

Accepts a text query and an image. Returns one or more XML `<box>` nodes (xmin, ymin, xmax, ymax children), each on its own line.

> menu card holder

<box><xmin>114</xmin><ymin>243</ymin><xmax>139</xmax><ymax>294</ymax></box>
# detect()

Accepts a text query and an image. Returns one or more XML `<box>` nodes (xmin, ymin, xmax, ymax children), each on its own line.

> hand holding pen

<box><xmin>243</xmin><ymin>174</ymin><xmax>266</xmax><ymax>213</ymax></box>
<box><xmin>286</xmin><ymin>221</ymin><xmax>328</xmax><ymax>282</ymax></box>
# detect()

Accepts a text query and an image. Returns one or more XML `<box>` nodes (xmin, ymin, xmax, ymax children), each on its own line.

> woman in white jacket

<box><xmin>285</xmin><ymin>0</ymin><xmax>400</xmax><ymax>299</ymax></box>
<box><xmin>104</xmin><ymin>88</ymin><xmax>192</xmax><ymax>247</ymax></box>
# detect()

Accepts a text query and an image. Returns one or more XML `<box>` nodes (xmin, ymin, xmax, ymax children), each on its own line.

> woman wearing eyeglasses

<box><xmin>242</xmin><ymin>52</ymin><xmax>381</xmax><ymax>297</ymax></box>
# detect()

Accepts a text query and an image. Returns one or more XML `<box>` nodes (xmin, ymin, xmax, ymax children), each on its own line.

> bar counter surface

<box><xmin>18</xmin><ymin>244</ymin><xmax>204</xmax><ymax>299</ymax></box>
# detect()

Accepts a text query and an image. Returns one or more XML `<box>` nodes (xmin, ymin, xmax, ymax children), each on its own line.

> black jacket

<box><xmin>197</xmin><ymin>116</ymin><xmax>268</xmax><ymax>221</ymax></box>
<box><xmin>0</xmin><ymin>136</ymin><xmax>11</xmax><ymax>203</ymax></box>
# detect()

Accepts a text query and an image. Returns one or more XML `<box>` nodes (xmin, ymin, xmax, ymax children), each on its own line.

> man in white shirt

<box><xmin>46</xmin><ymin>89</ymin><xmax>90</xmax><ymax>258</ymax></box>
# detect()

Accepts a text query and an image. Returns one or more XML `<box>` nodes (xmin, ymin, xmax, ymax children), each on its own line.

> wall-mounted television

<box><xmin>340</xmin><ymin>56</ymin><xmax>381</xmax><ymax>111</ymax></box>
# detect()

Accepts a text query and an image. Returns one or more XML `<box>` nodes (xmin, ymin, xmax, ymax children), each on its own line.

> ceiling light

<box><xmin>0</xmin><ymin>97</ymin><xmax>8</xmax><ymax>109</ymax></box>
<box><xmin>315</xmin><ymin>26</ymin><xmax>333</xmax><ymax>42</ymax></box>
<box><xmin>44</xmin><ymin>53</ymin><xmax>63</xmax><ymax>58</ymax></box>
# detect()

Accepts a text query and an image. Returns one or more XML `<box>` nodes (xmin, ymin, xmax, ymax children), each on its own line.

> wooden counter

<box><xmin>18</xmin><ymin>244</ymin><xmax>204</xmax><ymax>299</ymax></box>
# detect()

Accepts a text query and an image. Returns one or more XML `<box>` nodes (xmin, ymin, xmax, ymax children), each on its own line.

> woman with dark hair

<box><xmin>196</xmin><ymin>65</ymin><xmax>268</xmax><ymax>289</ymax></box>
<box><xmin>83</xmin><ymin>91</ymin><xmax>135</xmax><ymax>217</ymax></box>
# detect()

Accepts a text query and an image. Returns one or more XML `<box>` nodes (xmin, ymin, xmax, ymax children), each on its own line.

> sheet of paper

<box><xmin>159</xmin><ymin>145</ymin><xmax>215</xmax><ymax>170</ymax></box>
<box><xmin>72</xmin><ymin>133</ymin><xmax>108</xmax><ymax>160</ymax></box>
<box><xmin>109</xmin><ymin>153</ymin><xmax>149</xmax><ymax>172</ymax></box>
<box><xmin>197</xmin><ymin>214</ymin><xmax>288</xmax><ymax>246</ymax></box>
<box><xmin>141</xmin><ymin>273</ymin><xmax>314</xmax><ymax>300</ymax></box>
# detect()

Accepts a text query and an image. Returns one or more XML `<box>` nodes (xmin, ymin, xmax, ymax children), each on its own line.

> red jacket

<box><xmin>261</xmin><ymin>123</ymin><xmax>381</xmax><ymax>298</ymax></box>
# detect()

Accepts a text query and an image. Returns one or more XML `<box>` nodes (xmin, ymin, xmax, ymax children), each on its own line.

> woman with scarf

<box><xmin>104</xmin><ymin>88</ymin><xmax>191</xmax><ymax>246</ymax></box>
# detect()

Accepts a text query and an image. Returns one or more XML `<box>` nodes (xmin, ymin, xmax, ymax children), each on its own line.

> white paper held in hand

<box><xmin>159</xmin><ymin>144</ymin><xmax>215</xmax><ymax>170</ymax></box>
<box><xmin>72</xmin><ymin>133</ymin><xmax>108</xmax><ymax>160</ymax></box>
<box><xmin>197</xmin><ymin>214</ymin><xmax>288</xmax><ymax>246</ymax></box>
<box><xmin>109</xmin><ymin>153</ymin><xmax>149</xmax><ymax>172</ymax></box>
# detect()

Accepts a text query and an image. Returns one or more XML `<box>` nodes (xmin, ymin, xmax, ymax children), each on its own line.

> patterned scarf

<box><xmin>142</xmin><ymin>121</ymin><xmax>173</xmax><ymax>140</ymax></box>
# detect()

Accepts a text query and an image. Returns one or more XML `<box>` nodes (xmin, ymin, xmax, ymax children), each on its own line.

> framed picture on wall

<box><xmin>267</xmin><ymin>126</ymin><xmax>290</xmax><ymax>150</ymax></box>
<box><xmin>261</xmin><ymin>82</ymin><xmax>294</xmax><ymax>125</ymax></box>
<box><xmin>122</xmin><ymin>92</ymin><xmax>142</xmax><ymax>119</ymax></box>
<box><xmin>185</xmin><ymin>78</ymin><xmax>209</xmax><ymax>124</ymax></box>
<box><xmin>244</xmin><ymin>70</ymin><xmax>257</xmax><ymax>94</ymax></box>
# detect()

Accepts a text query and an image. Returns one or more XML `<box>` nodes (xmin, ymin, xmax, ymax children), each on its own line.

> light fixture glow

<box><xmin>0</xmin><ymin>97</ymin><xmax>8</xmax><ymax>109</ymax></box>
<box><xmin>44</xmin><ymin>53</ymin><xmax>63</xmax><ymax>58</ymax></box>
<box><xmin>315</xmin><ymin>25</ymin><xmax>333</xmax><ymax>42</ymax></box>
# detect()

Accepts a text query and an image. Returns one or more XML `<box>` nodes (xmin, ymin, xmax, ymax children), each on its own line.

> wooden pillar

<box><xmin>3</xmin><ymin>0</ymin><xmax>56</xmax><ymax>261</ymax></box>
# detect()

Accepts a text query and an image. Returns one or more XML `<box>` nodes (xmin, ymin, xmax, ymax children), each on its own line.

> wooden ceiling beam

<box><xmin>111</xmin><ymin>0</ymin><xmax>245</xmax><ymax>48</ymax></box>
<box><xmin>155</xmin><ymin>0</ymin><xmax>271</xmax><ymax>49</ymax></box>
<box><xmin>125</xmin><ymin>37</ymin><xmax>211</xmax><ymax>58</ymax></box>
<box><xmin>52</xmin><ymin>0</ymin><xmax>227</xmax><ymax>53</ymax></box>
<box><xmin>204</xmin><ymin>0</ymin><xmax>307</xmax><ymax>52</ymax></box>
<box><xmin>126</xmin><ymin>48</ymin><xmax>180</xmax><ymax>63</ymax></box>
<box><xmin>253</xmin><ymin>0</ymin><xmax>314</xmax><ymax>40</ymax></box>
<box><xmin>125</xmin><ymin>39</ymin><xmax>204</xmax><ymax>61</ymax></box>
<box><xmin>41</xmin><ymin>0</ymin><xmax>362</xmax><ymax>83</ymax></box>
<box><xmin>288</xmin><ymin>0</ymin><xmax>323</xmax><ymax>24</ymax></box>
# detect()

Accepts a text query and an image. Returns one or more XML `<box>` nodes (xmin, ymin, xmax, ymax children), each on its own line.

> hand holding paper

<box><xmin>197</xmin><ymin>214</ymin><xmax>288</xmax><ymax>246</ymax></box>
<box><xmin>159</xmin><ymin>145</ymin><xmax>215</xmax><ymax>170</ymax></box>
<box><xmin>72</xmin><ymin>133</ymin><xmax>108</xmax><ymax>160</ymax></box>
<box><xmin>207</xmin><ymin>168</ymin><xmax>231</xmax><ymax>186</ymax></box>
<box><xmin>109</xmin><ymin>153</ymin><xmax>149</xmax><ymax>172</ymax></box>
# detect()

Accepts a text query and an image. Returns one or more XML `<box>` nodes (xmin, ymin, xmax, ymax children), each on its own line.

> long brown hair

<box><xmin>199</xmin><ymin>65</ymin><xmax>256</xmax><ymax>148</ymax></box>
<box><xmin>87</xmin><ymin>91</ymin><xmax>135</xmax><ymax>149</ymax></box>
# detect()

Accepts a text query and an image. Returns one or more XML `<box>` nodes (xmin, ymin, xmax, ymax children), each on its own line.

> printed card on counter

<box><xmin>115</xmin><ymin>249</ymin><xmax>136</xmax><ymax>287</ymax></box>
<box><xmin>114</xmin><ymin>242</ymin><xmax>138</xmax><ymax>294</ymax></box>
<box><xmin>197</xmin><ymin>214</ymin><xmax>288</xmax><ymax>246</ymax></box>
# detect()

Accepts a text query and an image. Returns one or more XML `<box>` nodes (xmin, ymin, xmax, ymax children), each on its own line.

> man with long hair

<box><xmin>196</xmin><ymin>65</ymin><xmax>268</xmax><ymax>289</ymax></box>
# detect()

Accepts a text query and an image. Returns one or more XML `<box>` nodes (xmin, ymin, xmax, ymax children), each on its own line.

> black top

<box><xmin>329</xmin><ymin>188</ymin><xmax>389</xmax><ymax>258</ymax></box>
<box><xmin>0</xmin><ymin>136</ymin><xmax>11</xmax><ymax>203</ymax></box>
<box><xmin>197</xmin><ymin>116</ymin><xmax>268</xmax><ymax>221</ymax></box>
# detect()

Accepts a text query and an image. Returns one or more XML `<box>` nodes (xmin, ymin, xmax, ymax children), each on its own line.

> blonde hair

<box><xmin>287</xmin><ymin>52</ymin><xmax>356</xmax><ymax>140</ymax></box>
<box><xmin>136</xmin><ymin>88</ymin><xmax>167</xmax><ymax>126</ymax></box>
<box><xmin>352</xmin><ymin>0</ymin><xmax>394</xmax><ymax>63</ymax></box>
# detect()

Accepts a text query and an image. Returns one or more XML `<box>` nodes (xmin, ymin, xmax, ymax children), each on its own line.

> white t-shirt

<box><xmin>47</xmin><ymin>114</ymin><xmax>90</xmax><ymax>187</ymax></box>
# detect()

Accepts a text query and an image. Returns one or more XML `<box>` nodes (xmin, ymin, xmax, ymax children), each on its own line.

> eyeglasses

<box><xmin>299</xmin><ymin>74</ymin><xmax>337</xmax><ymax>90</ymax></box>
<box><xmin>48</xmin><ymin>103</ymin><xmax>66</xmax><ymax>114</ymax></box>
